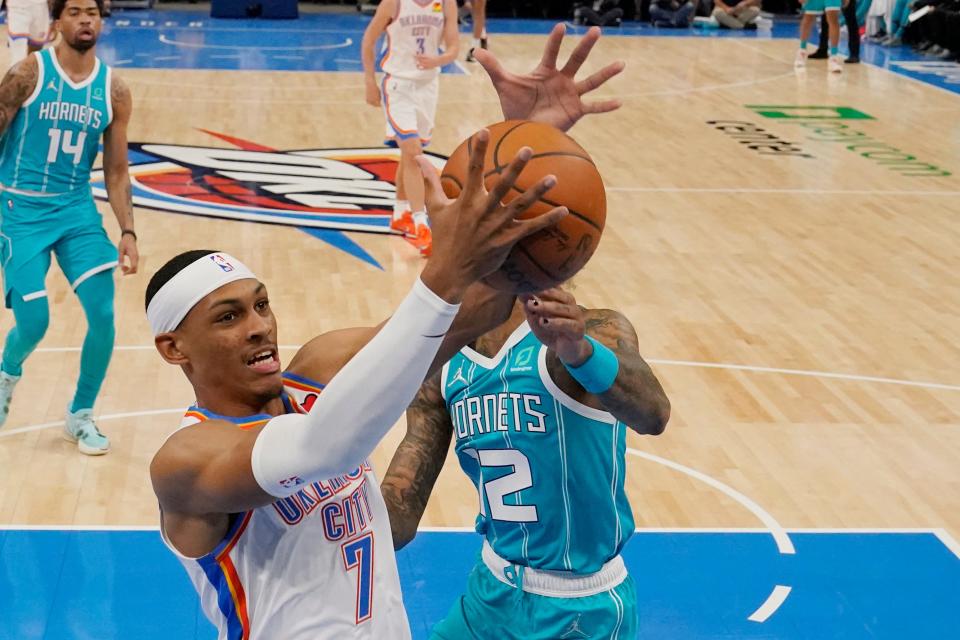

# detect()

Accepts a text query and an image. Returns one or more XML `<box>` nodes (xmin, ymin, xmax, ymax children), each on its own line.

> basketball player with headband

<box><xmin>147</xmin><ymin>24</ymin><xmax>623</xmax><ymax>639</ymax></box>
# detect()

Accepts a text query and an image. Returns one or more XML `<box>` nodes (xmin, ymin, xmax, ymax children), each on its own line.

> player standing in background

<box><xmin>362</xmin><ymin>0</ymin><xmax>459</xmax><ymax>258</ymax></box>
<box><xmin>795</xmin><ymin>0</ymin><xmax>847</xmax><ymax>73</ymax></box>
<box><xmin>0</xmin><ymin>0</ymin><xmax>137</xmax><ymax>454</ymax></box>
<box><xmin>381</xmin><ymin>286</ymin><xmax>670</xmax><ymax>639</ymax></box>
<box><xmin>465</xmin><ymin>0</ymin><xmax>487</xmax><ymax>62</ymax></box>
<box><xmin>6</xmin><ymin>0</ymin><xmax>52</xmax><ymax>68</ymax></box>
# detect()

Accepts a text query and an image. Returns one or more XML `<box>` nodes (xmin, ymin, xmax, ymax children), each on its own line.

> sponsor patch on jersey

<box><xmin>432</xmin><ymin>1</ymin><xmax>442</xmax><ymax>10</ymax></box>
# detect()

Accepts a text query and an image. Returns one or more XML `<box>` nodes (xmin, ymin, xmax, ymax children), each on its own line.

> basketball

<box><xmin>440</xmin><ymin>120</ymin><xmax>607</xmax><ymax>294</ymax></box>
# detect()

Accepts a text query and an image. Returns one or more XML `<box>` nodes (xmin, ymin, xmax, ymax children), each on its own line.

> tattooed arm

<box><xmin>579</xmin><ymin>308</ymin><xmax>671</xmax><ymax>434</ymax></box>
<box><xmin>0</xmin><ymin>57</ymin><xmax>39</xmax><ymax>139</ymax></box>
<box><xmin>381</xmin><ymin>372</ymin><xmax>453</xmax><ymax>550</ymax></box>
<box><xmin>525</xmin><ymin>290</ymin><xmax>671</xmax><ymax>435</ymax></box>
<box><xmin>103</xmin><ymin>74</ymin><xmax>138</xmax><ymax>274</ymax></box>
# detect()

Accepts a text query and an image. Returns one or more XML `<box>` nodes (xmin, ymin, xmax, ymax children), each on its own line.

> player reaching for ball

<box><xmin>382</xmin><ymin>284</ymin><xmax>670</xmax><ymax>639</ymax></box>
<box><xmin>362</xmin><ymin>0</ymin><xmax>460</xmax><ymax>257</ymax></box>
<box><xmin>150</xmin><ymin>23</ymin><xmax>625</xmax><ymax>640</ymax></box>
<box><xmin>378</xmin><ymin>25</ymin><xmax>668</xmax><ymax>638</ymax></box>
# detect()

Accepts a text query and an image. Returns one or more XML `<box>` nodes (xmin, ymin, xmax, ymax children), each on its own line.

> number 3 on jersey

<box><xmin>341</xmin><ymin>532</ymin><xmax>374</xmax><ymax>624</ymax></box>
<box><xmin>47</xmin><ymin>128</ymin><xmax>87</xmax><ymax>165</ymax></box>
<box><xmin>465</xmin><ymin>448</ymin><xmax>539</xmax><ymax>523</ymax></box>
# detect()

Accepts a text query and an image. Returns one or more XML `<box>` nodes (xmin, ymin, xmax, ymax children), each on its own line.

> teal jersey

<box><xmin>0</xmin><ymin>48</ymin><xmax>113</xmax><ymax>196</ymax></box>
<box><xmin>442</xmin><ymin>323</ymin><xmax>634</xmax><ymax>575</ymax></box>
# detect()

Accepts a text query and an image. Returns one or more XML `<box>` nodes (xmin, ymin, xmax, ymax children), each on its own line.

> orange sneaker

<box><xmin>390</xmin><ymin>211</ymin><xmax>415</xmax><ymax>237</ymax></box>
<box><xmin>414</xmin><ymin>223</ymin><xmax>432</xmax><ymax>258</ymax></box>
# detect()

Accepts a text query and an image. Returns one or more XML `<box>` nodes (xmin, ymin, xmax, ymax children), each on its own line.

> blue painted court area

<box><xmin>0</xmin><ymin>528</ymin><xmax>957</xmax><ymax>639</ymax></box>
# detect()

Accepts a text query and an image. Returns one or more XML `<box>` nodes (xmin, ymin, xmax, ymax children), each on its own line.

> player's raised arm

<box><xmin>523</xmin><ymin>288</ymin><xmax>671</xmax><ymax>434</ymax></box>
<box><xmin>381</xmin><ymin>372</ymin><xmax>452</xmax><ymax>550</ymax></box>
<box><xmin>361</xmin><ymin>0</ymin><xmax>396</xmax><ymax>106</ymax></box>
<box><xmin>476</xmin><ymin>24</ymin><xmax>625</xmax><ymax>132</ymax></box>
<box><xmin>103</xmin><ymin>74</ymin><xmax>138</xmax><ymax>274</ymax></box>
<box><xmin>151</xmin><ymin>130</ymin><xmax>567</xmax><ymax>518</ymax></box>
<box><xmin>0</xmin><ymin>56</ymin><xmax>39</xmax><ymax>137</ymax></box>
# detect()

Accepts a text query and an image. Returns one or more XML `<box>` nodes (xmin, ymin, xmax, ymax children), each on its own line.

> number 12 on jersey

<box><xmin>464</xmin><ymin>448</ymin><xmax>540</xmax><ymax>523</ymax></box>
<box><xmin>341</xmin><ymin>532</ymin><xmax>374</xmax><ymax>624</ymax></box>
<box><xmin>47</xmin><ymin>128</ymin><xmax>87</xmax><ymax>165</ymax></box>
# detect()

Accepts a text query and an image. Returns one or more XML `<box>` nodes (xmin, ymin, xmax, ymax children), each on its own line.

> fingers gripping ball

<box><xmin>441</xmin><ymin>120</ymin><xmax>606</xmax><ymax>294</ymax></box>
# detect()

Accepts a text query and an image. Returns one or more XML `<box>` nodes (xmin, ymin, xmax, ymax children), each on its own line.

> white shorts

<box><xmin>381</xmin><ymin>74</ymin><xmax>438</xmax><ymax>146</ymax></box>
<box><xmin>6</xmin><ymin>1</ymin><xmax>50</xmax><ymax>46</ymax></box>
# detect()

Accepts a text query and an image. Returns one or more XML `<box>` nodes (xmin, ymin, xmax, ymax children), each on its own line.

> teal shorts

<box><xmin>430</xmin><ymin>559</ymin><xmax>638</xmax><ymax>640</ymax></box>
<box><xmin>804</xmin><ymin>0</ymin><xmax>842</xmax><ymax>13</ymax></box>
<box><xmin>0</xmin><ymin>190</ymin><xmax>118</xmax><ymax>307</ymax></box>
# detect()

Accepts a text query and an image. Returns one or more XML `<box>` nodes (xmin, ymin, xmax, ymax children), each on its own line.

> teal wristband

<box><xmin>563</xmin><ymin>336</ymin><xmax>619</xmax><ymax>394</ymax></box>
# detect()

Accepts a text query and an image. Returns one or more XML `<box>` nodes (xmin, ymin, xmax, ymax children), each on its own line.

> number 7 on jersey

<box><xmin>341</xmin><ymin>532</ymin><xmax>375</xmax><ymax>624</ymax></box>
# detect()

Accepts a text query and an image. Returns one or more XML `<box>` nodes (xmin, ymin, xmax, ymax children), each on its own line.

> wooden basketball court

<box><xmin>1</xmin><ymin>12</ymin><xmax>958</xmax><ymax>637</ymax></box>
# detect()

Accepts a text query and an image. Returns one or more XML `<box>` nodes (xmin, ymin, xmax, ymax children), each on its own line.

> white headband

<box><xmin>147</xmin><ymin>252</ymin><xmax>258</xmax><ymax>335</ymax></box>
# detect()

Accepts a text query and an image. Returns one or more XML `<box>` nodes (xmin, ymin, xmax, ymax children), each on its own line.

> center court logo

<box><xmin>88</xmin><ymin>132</ymin><xmax>447</xmax><ymax>256</ymax></box>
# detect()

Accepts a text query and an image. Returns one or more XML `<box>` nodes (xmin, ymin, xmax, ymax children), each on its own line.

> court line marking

<box><xmin>24</xmin><ymin>346</ymin><xmax>960</xmax><ymax>393</ymax></box>
<box><xmin>0</xmin><ymin>408</ymin><xmax>184</xmax><ymax>439</ymax></box>
<box><xmin>158</xmin><ymin>34</ymin><xmax>354</xmax><ymax>52</ymax></box>
<box><xmin>748</xmin><ymin>585</ymin><xmax>792</xmax><ymax>623</ymax></box>
<box><xmin>934</xmin><ymin>528</ymin><xmax>960</xmax><ymax>560</ymax></box>
<box><xmin>644</xmin><ymin>359</ymin><xmax>960</xmax><ymax>392</ymax></box>
<box><xmin>626</xmin><ymin>447</ymin><xmax>795</xmax><ymax>555</ymax></box>
<box><xmin>626</xmin><ymin>447</ymin><xmax>794</xmax><ymax>622</ymax></box>
<box><xmin>606</xmin><ymin>187</ymin><xmax>960</xmax><ymax>196</ymax></box>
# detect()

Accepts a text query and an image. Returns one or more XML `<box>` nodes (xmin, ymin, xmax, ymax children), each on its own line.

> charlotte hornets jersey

<box><xmin>160</xmin><ymin>372</ymin><xmax>411</xmax><ymax>640</ymax></box>
<box><xmin>0</xmin><ymin>48</ymin><xmax>113</xmax><ymax>196</ymax></box>
<box><xmin>442</xmin><ymin>323</ymin><xmax>635</xmax><ymax>575</ymax></box>
<box><xmin>381</xmin><ymin>0</ymin><xmax>446</xmax><ymax>81</ymax></box>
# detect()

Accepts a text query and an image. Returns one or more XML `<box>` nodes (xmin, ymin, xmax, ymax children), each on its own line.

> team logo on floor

<box><xmin>89</xmin><ymin>131</ymin><xmax>445</xmax><ymax>236</ymax></box>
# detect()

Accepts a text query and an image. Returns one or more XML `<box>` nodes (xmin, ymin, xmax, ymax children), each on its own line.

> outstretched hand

<box><xmin>475</xmin><ymin>24</ymin><xmax>626</xmax><ymax>133</ymax></box>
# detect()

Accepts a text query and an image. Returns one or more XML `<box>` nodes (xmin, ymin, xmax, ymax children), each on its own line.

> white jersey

<box><xmin>160</xmin><ymin>372</ymin><xmax>411</xmax><ymax>640</ymax></box>
<box><xmin>381</xmin><ymin>0</ymin><xmax>446</xmax><ymax>81</ymax></box>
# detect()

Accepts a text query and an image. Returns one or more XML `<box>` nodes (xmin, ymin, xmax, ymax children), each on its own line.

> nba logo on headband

<box><xmin>210</xmin><ymin>254</ymin><xmax>235</xmax><ymax>273</ymax></box>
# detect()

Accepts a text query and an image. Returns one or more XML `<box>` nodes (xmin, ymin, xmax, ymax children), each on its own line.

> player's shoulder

<box><xmin>285</xmin><ymin>325</ymin><xmax>379</xmax><ymax>386</ymax></box>
<box><xmin>109</xmin><ymin>71</ymin><xmax>131</xmax><ymax>103</ymax></box>
<box><xmin>2</xmin><ymin>54</ymin><xmax>40</xmax><ymax>93</ymax></box>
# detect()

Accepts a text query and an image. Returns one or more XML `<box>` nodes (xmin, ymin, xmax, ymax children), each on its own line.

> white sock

<box><xmin>393</xmin><ymin>200</ymin><xmax>410</xmax><ymax>220</ymax></box>
<box><xmin>472</xmin><ymin>37</ymin><xmax>481</xmax><ymax>49</ymax></box>
<box><xmin>413</xmin><ymin>210</ymin><xmax>429</xmax><ymax>227</ymax></box>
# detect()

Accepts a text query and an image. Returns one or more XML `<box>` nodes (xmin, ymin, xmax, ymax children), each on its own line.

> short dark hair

<box><xmin>145</xmin><ymin>250</ymin><xmax>220</xmax><ymax>312</ymax></box>
<box><xmin>52</xmin><ymin>0</ymin><xmax>105</xmax><ymax>19</ymax></box>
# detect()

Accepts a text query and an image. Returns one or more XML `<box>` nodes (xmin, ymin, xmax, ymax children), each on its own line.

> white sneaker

<box><xmin>0</xmin><ymin>370</ymin><xmax>20</xmax><ymax>428</ymax></box>
<box><xmin>64</xmin><ymin>406</ymin><xmax>110</xmax><ymax>456</ymax></box>
<box><xmin>829</xmin><ymin>55</ymin><xmax>844</xmax><ymax>73</ymax></box>
<box><xmin>794</xmin><ymin>48</ymin><xmax>808</xmax><ymax>69</ymax></box>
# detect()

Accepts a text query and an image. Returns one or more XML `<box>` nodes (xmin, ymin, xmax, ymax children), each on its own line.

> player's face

<box><xmin>56</xmin><ymin>0</ymin><xmax>103</xmax><ymax>52</ymax></box>
<box><xmin>176</xmin><ymin>279</ymin><xmax>284</xmax><ymax>407</ymax></box>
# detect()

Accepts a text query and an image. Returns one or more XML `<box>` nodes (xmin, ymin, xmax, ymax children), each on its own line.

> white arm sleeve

<box><xmin>251</xmin><ymin>278</ymin><xmax>460</xmax><ymax>498</ymax></box>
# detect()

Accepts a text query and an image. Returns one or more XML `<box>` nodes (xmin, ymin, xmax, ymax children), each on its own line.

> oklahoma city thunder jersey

<box><xmin>160</xmin><ymin>372</ymin><xmax>411</xmax><ymax>640</ymax></box>
<box><xmin>381</xmin><ymin>0</ymin><xmax>445</xmax><ymax>81</ymax></box>
<box><xmin>0</xmin><ymin>48</ymin><xmax>112</xmax><ymax>195</ymax></box>
<box><xmin>442</xmin><ymin>322</ymin><xmax>635</xmax><ymax>575</ymax></box>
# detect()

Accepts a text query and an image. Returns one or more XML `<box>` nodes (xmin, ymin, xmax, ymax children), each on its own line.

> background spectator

<box><xmin>712</xmin><ymin>0</ymin><xmax>761</xmax><ymax>27</ymax></box>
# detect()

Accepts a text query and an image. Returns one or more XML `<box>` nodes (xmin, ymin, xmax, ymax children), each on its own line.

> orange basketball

<box><xmin>441</xmin><ymin>120</ymin><xmax>606</xmax><ymax>294</ymax></box>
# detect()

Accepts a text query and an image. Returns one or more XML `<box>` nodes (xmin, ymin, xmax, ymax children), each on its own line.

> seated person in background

<box><xmin>712</xmin><ymin>0</ymin><xmax>761</xmax><ymax>28</ymax></box>
<box><xmin>651</xmin><ymin>0</ymin><xmax>696</xmax><ymax>26</ymax></box>
<box><xmin>810</xmin><ymin>0</ymin><xmax>860</xmax><ymax>62</ymax></box>
<box><xmin>574</xmin><ymin>0</ymin><xmax>625</xmax><ymax>26</ymax></box>
<box><xmin>880</xmin><ymin>0</ymin><xmax>915</xmax><ymax>45</ymax></box>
